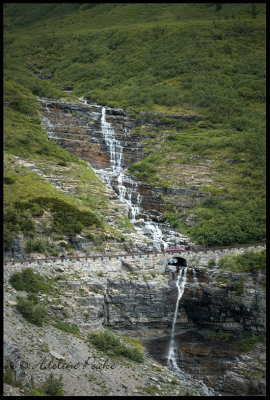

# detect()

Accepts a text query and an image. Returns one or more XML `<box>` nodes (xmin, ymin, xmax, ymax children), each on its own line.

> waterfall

<box><xmin>100</xmin><ymin>106</ymin><xmax>167</xmax><ymax>251</ymax></box>
<box><xmin>101</xmin><ymin>107</ymin><xmax>123</xmax><ymax>175</ymax></box>
<box><xmin>144</xmin><ymin>220</ymin><xmax>168</xmax><ymax>252</ymax></box>
<box><xmin>192</xmin><ymin>268</ymin><xmax>198</xmax><ymax>283</ymax></box>
<box><xmin>117</xmin><ymin>172</ymin><xmax>142</xmax><ymax>222</ymax></box>
<box><xmin>167</xmin><ymin>267</ymin><xmax>188</xmax><ymax>373</ymax></box>
<box><xmin>42</xmin><ymin>101</ymin><xmax>57</xmax><ymax>137</ymax></box>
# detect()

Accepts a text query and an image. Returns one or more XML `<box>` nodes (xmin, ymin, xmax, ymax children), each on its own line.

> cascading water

<box><xmin>101</xmin><ymin>107</ymin><xmax>123</xmax><ymax>175</ymax></box>
<box><xmin>39</xmin><ymin>98</ymin><xmax>214</xmax><ymax>395</ymax></box>
<box><xmin>117</xmin><ymin>173</ymin><xmax>142</xmax><ymax>222</ymax></box>
<box><xmin>167</xmin><ymin>267</ymin><xmax>188</xmax><ymax>374</ymax></box>
<box><xmin>144</xmin><ymin>220</ymin><xmax>168</xmax><ymax>252</ymax></box>
<box><xmin>192</xmin><ymin>268</ymin><xmax>198</xmax><ymax>283</ymax></box>
<box><xmin>41</xmin><ymin>101</ymin><xmax>57</xmax><ymax>138</ymax></box>
<box><xmin>100</xmin><ymin>106</ymin><xmax>167</xmax><ymax>251</ymax></box>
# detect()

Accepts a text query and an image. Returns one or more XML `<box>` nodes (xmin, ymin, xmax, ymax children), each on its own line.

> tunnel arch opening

<box><xmin>168</xmin><ymin>256</ymin><xmax>187</xmax><ymax>267</ymax></box>
<box><xmin>167</xmin><ymin>257</ymin><xmax>187</xmax><ymax>275</ymax></box>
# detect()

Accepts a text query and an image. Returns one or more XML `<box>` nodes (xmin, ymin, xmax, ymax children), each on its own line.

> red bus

<box><xmin>166</xmin><ymin>248</ymin><xmax>185</xmax><ymax>252</ymax></box>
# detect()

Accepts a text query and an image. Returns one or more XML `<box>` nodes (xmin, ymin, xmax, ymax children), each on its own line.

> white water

<box><xmin>42</xmin><ymin>101</ymin><xmax>57</xmax><ymax>137</ymax></box>
<box><xmin>167</xmin><ymin>267</ymin><xmax>188</xmax><ymax>372</ymax></box>
<box><xmin>100</xmin><ymin>106</ymin><xmax>167</xmax><ymax>251</ymax></box>
<box><xmin>117</xmin><ymin>172</ymin><xmax>142</xmax><ymax>222</ymax></box>
<box><xmin>192</xmin><ymin>268</ymin><xmax>198</xmax><ymax>283</ymax></box>
<box><xmin>101</xmin><ymin>107</ymin><xmax>123</xmax><ymax>175</ymax></box>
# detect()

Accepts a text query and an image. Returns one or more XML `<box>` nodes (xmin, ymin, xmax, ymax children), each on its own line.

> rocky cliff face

<box><xmin>39</xmin><ymin>97</ymin><xmax>207</xmax><ymax>228</ymax></box>
<box><xmin>6</xmin><ymin>97</ymin><xmax>263</xmax><ymax>395</ymax></box>
<box><xmin>40</xmin><ymin>99</ymin><xmax>145</xmax><ymax>169</ymax></box>
<box><xmin>4</xmin><ymin>246</ymin><xmax>266</xmax><ymax>395</ymax></box>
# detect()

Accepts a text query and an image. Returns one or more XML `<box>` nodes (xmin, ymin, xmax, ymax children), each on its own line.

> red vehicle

<box><xmin>166</xmin><ymin>248</ymin><xmax>185</xmax><ymax>252</ymax></box>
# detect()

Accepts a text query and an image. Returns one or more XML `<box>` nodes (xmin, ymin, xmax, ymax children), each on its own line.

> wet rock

<box><xmin>222</xmin><ymin>371</ymin><xmax>250</xmax><ymax>394</ymax></box>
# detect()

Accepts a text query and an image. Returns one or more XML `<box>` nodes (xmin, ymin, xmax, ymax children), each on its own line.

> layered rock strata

<box><xmin>38</xmin><ymin>97</ymin><xmax>207</xmax><ymax>233</ymax></box>
<box><xmin>39</xmin><ymin>98</ymin><xmax>145</xmax><ymax>169</ymax></box>
<box><xmin>4</xmin><ymin>244</ymin><xmax>266</xmax><ymax>395</ymax></box>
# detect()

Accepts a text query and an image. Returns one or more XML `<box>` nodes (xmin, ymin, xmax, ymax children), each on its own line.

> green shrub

<box><xmin>232</xmin><ymin>277</ymin><xmax>244</xmax><ymax>296</ymax></box>
<box><xmin>4</xmin><ymin>175</ymin><xmax>16</xmax><ymax>184</ymax></box>
<box><xmin>41</xmin><ymin>373</ymin><xmax>64</xmax><ymax>396</ymax></box>
<box><xmin>205</xmin><ymin>329</ymin><xmax>232</xmax><ymax>343</ymax></box>
<box><xmin>88</xmin><ymin>330</ymin><xmax>144</xmax><ymax>363</ymax></box>
<box><xmin>4</xmin><ymin>207</ymin><xmax>36</xmax><ymax>235</ymax></box>
<box><xmin>53</xmin><ymin>319</ymin><xmax>80</xmax><ymax>336</ymax></box>
<box><xmin>31</xmin><ymin>196</ymin><xmax>102</xmax><ymax>236</ymax></box>
<box><xmin>16</xmin><ymin>294</ymin><xmax>47</xmax><ymax>326</ymax></box>
<box><xmin>26</xmin><ymin>238</ymin><xmax>48</xmax><ymax>254</ymax></box>
<box><xmin>127</xmin><ymin>154</ymin><xmax>162</xmax><ymax>183</ymax></box>
<box><xmin>4</xmin><ymin>79</ymin><xmax>38</xmax><ymax>117</ymax></box>
<box><xmin>143</xmin><ymin>385</ymin><xmax>163</xmax><ymax>396</ymax></box>
<box><xmin>233</xmin><ymin>333</ymin><xmax>265</xmax><ymax>352</ymax></box>
<box><xmin>208</xmin><ymin>258</ymin><xmax>216</xmax><ymax>269</ymax></box>
<box><xmin>3</xmin><ymin>225</ymin><xmax>14</xmax><ymax>250</ymax></box>
<box><xmin>61</xmin><ymin>309</ymin><xmax>70</xmax><ymax>318</ymax></box>
<box><xmin>219</xmin><ymin>249</ymin><xmax>265</xmax><ymax>272</ymax></box>
<box><xmin>4</xmin><ymin>360</ymin><xmax>15</xmax><ymax>386</ymax></box>
<box><xmin>27</xmin><ymin>388</ymin><xmax>46</xmax><ymax>396</ymax></box>
<box><xmin>3</xmin><ymin>3</ymin><xmax>266</xmax><ymax>248</ymax></box>
<box><xmin>9</xmin><ymin>268</ymin><xmax>51</xmax><ymax>293</ymax></box>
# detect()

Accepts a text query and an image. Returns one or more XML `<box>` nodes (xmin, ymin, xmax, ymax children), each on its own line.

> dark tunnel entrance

<box><xmin>167</xmin><ymin>256</ymin><xmax>187</xmax><ymax>278</ymax></box>
<box><xmin>168</xmin><ymin>256</ymin><xmax>187</xmax><ymax>267</ymax></box>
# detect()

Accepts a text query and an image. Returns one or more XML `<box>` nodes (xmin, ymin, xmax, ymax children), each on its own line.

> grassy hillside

<box><xmin>3</xmin><ymin>83</ymin><xmax>127</xmax><ymax>254</ymax></box>
<box><xmin>3</xmin><ymin>3</ymin><xmax>266</xmax><ymax>247</ymax></box>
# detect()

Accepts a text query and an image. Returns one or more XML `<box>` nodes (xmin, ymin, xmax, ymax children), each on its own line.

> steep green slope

<box><xmin>3</xmin><ymin>83</ymin><xmax>127</xmax><ymax>254</ymax></box>
<box><xmin>3</xmin><ymin>3</ymin><xmax>266</xmax><ymax>247</ymax></box>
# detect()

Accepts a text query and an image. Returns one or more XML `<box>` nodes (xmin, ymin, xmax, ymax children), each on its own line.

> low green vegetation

<box><xmin>218</xmin><ymin>249</ymin><xmax>266</xmax><ymax>272</ymax></box>
<box><xmin>205</xmin><ymin>329</ymin><xmax>232</xmax><ymax>343</ymax></box>
<box><xmin>25</xmin><ymin>238</ymin><xmax>48</xmax><ymax>254</ymax></box>
<box><xmin>232</xmin><ymin>276</ymin><xmax>244</xmax><ymax>296</ymax></box>
<box><xmin>3</xmin><ymin>103</ymin><xmax>77</xmax><ymax>162</ymax></box>
<box><xmin>10</xmin><ymin>268</ymin><xmax>51</xmax><ymax>326</ymax></box>
<box><xmin>127</xmin><ymin>154</ymin><xmax>162</xmax><ymax>184</ymax></box>
<box><xmin>87</xmin><ymin>330</ymin><xmax>144</xmax><ymax>363</ymax></box>
<box><xmin>4</xmin><ymin>358</ymin><xmax>23</xmax><ymax>388</ymax></box>
<box><xmin>3</xmin><ymin>3</ymin><xmax>265</xmax><ymax>247</ymax></box>
<box><xmin>3</xmin><ymin>166</ymin><xmax>104</xmax><ymax>247</ymax></box>
<box><xmin>21</xmin><ymin>196</ymin><xmax>101</xmax><ymax>237</ymax></box>
<box><xmin>208</xmin><ymin>258</ymin><xmax>216</xmax><ymax>269</ymax></box>
<box><xmin>10</xmin><ymin>268</ymin><xmax>51</xmax><ymax>293</ymax></box>
<box><xmin>141</xmin><ymin>385</ymin><xmax>163</xmax><ymax>396</ymax></box>
<box><xmin>3</xmin><ymin>150</ymin><xmax>125</xmax><ymax>252</ymax></box>
<box><xmin>16</xmin><ymin>294</ymin><xmax>47</xmax><ymax>326</ymax></box>
<box><xmin>4</xmin><ymin>365</ymin><xmax>64</xmax><ymax>396</ymax></box>
<box><xmin>53</xmin><ymin>318</ymin><xmax>80</xmax><ymax>337</ymax></box>
<box><xmin>215</xmin><ymin>275</ymin><xmax>229</xmax><ymax>287</ymax></box>
<box><xmin>29</xmin><ymin>373</ymin><xmax>65</xmax><ymax>396</ymax></box>
<box><xmin>114</xmin><ymin>216</ymin><xmax>136</xmax><ymax>233</ymax></box>
<box><xmin>233</xmin><ymin>333</ymin><xmax>266</xmax><ymax>353</ymax></box>
<box><xmin>205</xmin><ymin>329</ymin><xmax>265</xmax><ymax>353</ymax></box>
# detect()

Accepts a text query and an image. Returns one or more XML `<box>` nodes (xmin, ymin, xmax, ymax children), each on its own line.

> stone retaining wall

<box><xmin>4</xmin><ymin>245</ymin><xmax>265</xmax><ymax>275</ymax></box>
